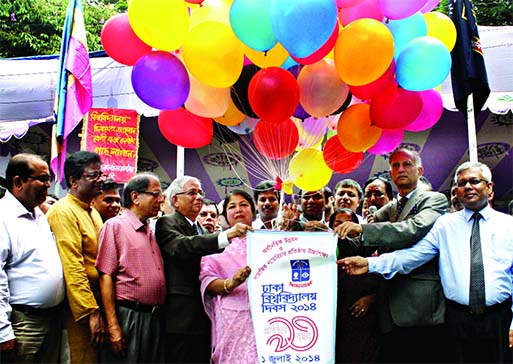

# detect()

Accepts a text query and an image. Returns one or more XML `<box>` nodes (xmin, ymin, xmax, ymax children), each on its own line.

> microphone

<box><xmin>368</xmin><ymin>205</ymin><xmax>377</xmax><ymax>214</ymax></box>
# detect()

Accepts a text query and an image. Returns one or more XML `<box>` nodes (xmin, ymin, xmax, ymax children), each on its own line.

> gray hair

<box><xmin>454</xmin><ymin>161</ymin><xmax>492</xmax><ymax>183</ymax></box>
<box><xmin>168</xmin><ymin>176</ymin><xmax>201</xmax><ymax>197</ymax></box>
<box><xmin>390</xmin><ymin>147</ymin><xmax>422</xmax><ymax>167</ymax></box>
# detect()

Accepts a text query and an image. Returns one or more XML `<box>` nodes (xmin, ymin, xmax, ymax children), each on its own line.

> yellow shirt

<box><xmin>47</xmin><ymin>194</ymin><xmax>103</xmax><ymax>321</ymax></box>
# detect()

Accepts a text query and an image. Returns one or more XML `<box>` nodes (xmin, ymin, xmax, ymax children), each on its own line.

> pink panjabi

<box><xmin>200</xmin><ymin>237</ymin><xmax>258</xmax><ymax>364</ymax></box>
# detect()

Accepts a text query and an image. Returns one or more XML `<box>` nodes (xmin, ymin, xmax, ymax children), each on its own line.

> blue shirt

<box><xmin>368</xmin><ymin>205</ymin><xmax>513</xmax><ymax>328</ymax></box>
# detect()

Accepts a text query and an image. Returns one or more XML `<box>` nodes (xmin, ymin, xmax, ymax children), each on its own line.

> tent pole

<box><xmin>467</xmin><ymin>93</ymin><xmax>478</xmax><ymax>162</ymax></box>
<box><xmin>177</xmin><ymin>146</ymin><xmax>184</xmax><ymax>178</ymax></box>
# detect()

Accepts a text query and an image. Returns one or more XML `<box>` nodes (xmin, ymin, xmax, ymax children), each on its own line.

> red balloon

<box><xmin>101</xmin><ymin>13</ymin><xmax>152</xmax><ymax>66</ymax></box>
<box><xmin>253</xmin><ymin>119</ymin><xmax>299</xmax><ymax>160</ymax></box>
<box><xmin>158</xmin><ymin>108</ymin><xmax>213</xmax><ymax>148</ymax></box>
<box><xmin>349</xmin><ymin>60</ymin><xmax>396</xmax><ymax>100</ymax></box>
<box><xmin>323</xmin><ymin>135</ymin><xmax>364</xmax><ymax>173</ymax></box>
<box><xmin>248</xmin><ymin>67</ymin><xmax>300</xmax><ymax>123</ymax></box>
<box><xmin>291</xmin><ymin>22</ymin><xmax>339</xmax><ymax>65</ymax></box>
<box><xmin>370</xmin><ymin>83</ymin><xmax>422</xmax><ymax>129</ymax></box>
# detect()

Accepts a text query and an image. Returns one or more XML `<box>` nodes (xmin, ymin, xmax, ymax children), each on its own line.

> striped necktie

<box><xmin>395</xmin><ymin>196</ymin><xmax>408</xmax><ymax>220</ymax></box>
<box><xmin>469</xmin><ymin>212</ymin><xmax>485</xmax><ymax>314</ymax></box>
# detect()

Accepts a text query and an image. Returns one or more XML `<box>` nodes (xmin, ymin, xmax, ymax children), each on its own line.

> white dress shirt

<box><xmin>368</xmin><ymin>205</ymin><xmax>513</xmax><ymax>328</ymax></box>
<box><xmin>0</xmin><ymin>191</ymin><xmax>65</xmax><ymax>342</ymax></box>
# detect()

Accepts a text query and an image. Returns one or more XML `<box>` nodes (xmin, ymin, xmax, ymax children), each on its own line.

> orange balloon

<box><xmin>214</xmin><ymin>98</ymin><xmax>246</xmax><ymax>126</ymax></box>
<box><xmin>337</xmin><ymin>103</ymin><xmax>382</xmax><ymax>152</ymax></box>
<box><xmin>185</xmin><ymin>74</ymin><xmax>230</xmax><ymax>118</ymax></box>
<box><xmin>334</xmin><ymin>18</ymin><xmax>394</xmax><ymax>86</ymax></box>
<box><xmin>244</xmin><ymin>43</ymin><xmax>289</xmax><ymax>68</ymax></box>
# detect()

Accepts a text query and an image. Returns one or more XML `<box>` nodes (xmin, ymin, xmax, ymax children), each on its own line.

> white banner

<box><xmin>247</xmin><ymin>230</ymin><xmax>338</xmax><ymax>364</ymax></box>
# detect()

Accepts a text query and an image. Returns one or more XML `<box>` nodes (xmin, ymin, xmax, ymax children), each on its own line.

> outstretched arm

<box><xmin>336</xmin><ymin>256</ymin><xmax>369</xmax><ymax>275</ymax></box>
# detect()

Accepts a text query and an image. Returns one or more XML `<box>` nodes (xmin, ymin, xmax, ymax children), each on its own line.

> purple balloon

<box><xmin>367</xmin><ymin>129</ymin><xmax>404</xmax><ymax>155</ymax></box>
<box><xmin>132</xmin><ymin>51</ymin><xmax>190</xmax><ymax>110</ymax></box>
<box><xmin>405</xmin><ymin>89</ymin><xmax>443</xmax><ymax>132</ymax></box>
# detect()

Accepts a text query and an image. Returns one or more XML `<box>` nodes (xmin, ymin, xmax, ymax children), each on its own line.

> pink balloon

<box><xmin>367</xmin><ymin>129</ymin><xmax>404</xmax><ymax>155</ymax></box>
<box><xmin>377</xmin><ymin>0</ymin><xmax>428</xmax><ymax>20</ymax></box>
<box><xmin>336</xmin><ymin>0</ymin><xmax>360</xmax><ymax>9</ymax></box>
<box><xmin>338</xmin><ymin>0</ymin><xmax>384</xmax><ymax>26</ymax></box>
<box><xmin>158</xmin><ymin>108</ymin><xmax>213</xmax><ymax>148</ymax></box>
<box><xmin>101</xmin><ymin>13</ymin><xmax>152</xmax><ymax>66</ymax></box>
<box><xmin>420</xmin><ymin>0</ymin><xmax>441</xmax><ymax>13</ymax></box>
<box><xmin>291</xmin><ymin>22</ymin><xmax>339</xmax><ymax>65</ymax></box>
<box><xmin>405</xmin><ymin>89</ymin><xmax>443</xmax><ymax>132</ymax></box>
<box><xmin>370</xmin><ymin>83</ymin><xmax>422</xmax><ymax>129</ymax></box>
<box><xmin>349</xmin><ymin>60</ymin><xmax>396</xmax><ymax>100</ymax></box>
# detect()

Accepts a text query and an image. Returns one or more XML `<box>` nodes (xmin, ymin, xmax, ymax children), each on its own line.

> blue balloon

<box><xmin>230</xmin><ymin>0</ymin><xmax>277</xmax><ymax>52</ymax></box>
<box><xmin>385</xmin><ymin>12</ymin><xmax>427</xmax><ymax>59</ymax></box>
<box><xmin>396</xmin><ymin>36</ymin><xmax>452</xmax><ymax>91</ymax></box>
<box><xmin>270</xmin><ymin>0</ymin><xmax>337</xmax><ymax>58</ymax></box>
<box><xmin>132</xmin><ymin>51</ymin><xmax>190</xmax><ymax>110</ymax></box>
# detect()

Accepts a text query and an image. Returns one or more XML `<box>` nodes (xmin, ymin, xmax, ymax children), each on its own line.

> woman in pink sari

<box><xmin>199</xmin><ymin>189</ymin><xmax>257</xmax><ymax>364</ymax></box>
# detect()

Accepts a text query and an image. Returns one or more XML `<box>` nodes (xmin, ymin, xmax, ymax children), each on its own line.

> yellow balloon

<box><xmin>189</xmin><ymin>0</ymin><xmax>232</xmax><ymax>28</ymax></box>
<box><xmin>244</xmin><ymin>43</ymin><xmax>289</xmax><ymax>68</ymax></box>
<box><xmin>289</xmin><ymin>149</ymin><xmax>333</xmax><ymax>192</ymax></box>
<box><xmin>185</xmin><ymin>74</ymin><xmax>231</xmax><ymax>118</ymax></box>
<box><xmin>214</xmin><ymin>98</ymin><xmax>246</xmax><ymax>126</ymax></box>
<box><xmin>424</xmin><ymin>12</ymin><xmax>457</xmax><ymax>52</ymax></box>
<box><xmin>128</xmin><ymin>0</ymin><xmax>189</xmax><ymax>51</ymax></box>
<box><xmin>183</xmin><ymin>21</ymin><xmax>244</xmax><ymax>88</ymax></box>
<box><xmin>334</xmin><ymin>18</ymin><xmax>394</xmax><ymax>86</ymax></box>
<box><xmin>337</xmin><ymin>104</ymin><xmax>382</xmax><ymax>152</ymax></box>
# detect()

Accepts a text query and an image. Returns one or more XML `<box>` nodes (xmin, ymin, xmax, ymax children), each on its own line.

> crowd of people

<box><xmin>0</xmin><ymin>147</ymin><xmax>512</xmax><ymax>364</ymax></box>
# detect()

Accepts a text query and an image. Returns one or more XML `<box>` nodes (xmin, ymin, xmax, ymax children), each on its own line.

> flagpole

<box><xmin>177</xmin><ymin>146</ymin><xmax>184</xmax><ymax>178</ymax></box>
<box><xmin>466</xmin><ymin>93</ymin><xmax>478</xmax><ymax>162</ymax></box>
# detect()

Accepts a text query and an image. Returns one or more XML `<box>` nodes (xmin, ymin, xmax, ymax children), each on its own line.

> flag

<box><xmin>52</xmin><ymin>0</ymin><xmax>92</xmax><ymax>179</ymax></box>
<box><xmin>449</xmin><ymin>0</ymin><xmax>490</xmax><ymax>118</ymax></box>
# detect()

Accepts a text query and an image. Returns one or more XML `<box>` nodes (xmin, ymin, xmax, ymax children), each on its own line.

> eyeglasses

<box><xmin>199</xmin><ymin>211</ymin><xmax>217</xmax><ymax>218</ymax></box>
<box><xmin>456</xmin><ymin>178</ymin><xmax>488</xmax><ymax>188</ymax></box>
<box><xmin>175</xmin><ymin>189</ymin><xmax>205</xmax><ymax>197</ymax></box>
<box><xmin>365</xmin><ymin>190</ymin><xmax>385</xmax><ymax>198</ymax></box>
<box><xmin>83</xmin><ymin>171</ymin><xmax>105</xmax><ymax>180</ymax></box>
<box><xmin>27</xmin><ymin>175</ymin><xmax>51</xmax><ymax>183</ymax></box>
<box><xmin>138</xmin><ymin>190</ymin><xmax>163</xmax><ymax>198</ymax></box>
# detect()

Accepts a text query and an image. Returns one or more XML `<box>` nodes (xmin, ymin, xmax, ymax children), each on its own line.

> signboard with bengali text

<box><xmin>247</xmin><ymin>230</ymin><xmax>337</xmax><ymax>364</ymax></box>
<box><xmin>82</xmin><ymin>108</ymin><xmax>139</xmax><ymax>183</ymax></box>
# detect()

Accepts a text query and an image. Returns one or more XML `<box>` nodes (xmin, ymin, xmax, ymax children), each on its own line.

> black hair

<box><xmin>5</xmin><ymin>153</ymin><xmax>45</xmax><ymax>191</ymax></box>
<box><xmin>253</xmin><ymin>180</ymin><xmax>279</xmax><ymax>202</ymax></box>
<box><xmin>203</xmin><ymin>198</ymin><xmax>219</xmax><ymax>215</ymax></box>
<box><xmin>64</xmin><ymin>151</ymin><xmax>102</xmax><ymax>188</ymax></box>
<box><xmin>222</xmin><ymin>189</ymin><xmax>256</xmax><ymax>223</ymax></box>
<box><xmin>363</xmin><ymin>176</ymin><xmax>394</xmax><ymax>200</ymax></box>
<box><xmin>328</xmin><ymin>207</ymin><xmax>359</xmax><ymax>229</ymax></box>
<box><xmin>123</xmin><ymin>174</ymin><xmax>156</xmax><ymax>208</ymax></box>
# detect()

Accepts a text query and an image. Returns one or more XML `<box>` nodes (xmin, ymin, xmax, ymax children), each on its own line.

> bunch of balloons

<box><xmin>100</xmin><ymin>0</ymin><xmax>456</xmax><ymax>191</ymax></box>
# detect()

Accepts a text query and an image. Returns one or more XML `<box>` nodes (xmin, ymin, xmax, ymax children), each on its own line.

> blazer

<box><xmin>361</xmin><ymin>189</ymin><xmax>449</xmax><ymax>332</ymax></box>
<box><xmin>155</xmin><ymin>211</ymin><xmax>222</xmax><ymax>335</ymax></box>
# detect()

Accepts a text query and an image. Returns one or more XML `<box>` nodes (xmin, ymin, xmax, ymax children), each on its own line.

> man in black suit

<box><xmin>155</xmin><ymin>176</ymin><xmax>250</xmax><ymax>363</ymax></box>
<box><xmin>335</xmin><ymin>147</ymin><xmax>449</xmax><ymax>363</ymax></box>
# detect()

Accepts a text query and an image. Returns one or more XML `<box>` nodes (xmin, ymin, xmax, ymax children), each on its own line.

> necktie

<box><xmin>395</xmin><ymin>196</ymin><xmax>408</xmax><ymax>220</ymax></box>
<box><xmin>193</xmin><ymin>222</ymin><xmax>202</xmax><ymax>236</ymax></box>
<box><xmin>469</xmin><ymin>212</ymin><xmax>485</xmax><ymax>314</ymax></box>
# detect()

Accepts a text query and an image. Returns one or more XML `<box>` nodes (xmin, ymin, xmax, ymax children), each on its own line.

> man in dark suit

<box><xmin>335</xmin><ymin>147</ymin><xmax>449</xmax><ymax>363</ymax></box>
<box><xmin>155</xmin><ymin>176</ymin><xmax>250</xmax><ymax>363</ymax></box>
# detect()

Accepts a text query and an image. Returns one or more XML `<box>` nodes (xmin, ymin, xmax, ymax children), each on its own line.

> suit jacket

<box><xmin>361</xmin><ymin>189</ymin><xmax>449</xmax><ymax>332</ymax></box>
<box><xmin>155</xmin><ymin>211</ymin><xmax>222</xmax><ymax>335</ymax></box>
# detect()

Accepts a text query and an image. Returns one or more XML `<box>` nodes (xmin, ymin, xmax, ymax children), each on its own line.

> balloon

<box><xmin>298</xmin><ymin>60</ymin><xmax>349</xmax><ymax>118</ymax></box>
<box><xmin>291</xmin><ymin>22</ymin><xmax>339</xmax><ymax>65</ymax></box>
<box><xmin>419</xmin><ymin>0</ymin><xmax>440</xmax><ymax>13</ymax></box>
<box><xmin>288</xmin><ymin>65</ymin><xmax>310</xmax><ymax>120</ymax></box>
<box><xmin>101</xmin><ymin>14</ymin><xmax>152</xmax><ymax>66</ymax></box>
<box><xmin>334</xmin><ymin>18</ymin><xmax>394</xmax><ymax>86</ymax></box>
<box><xmin>377</xmin><ymin>0</ymin><xmax>428</xmax><ymax>20</ymax></box>
<box><xmin>337</xmin><ymin>104</ymin><xmax>382</xmax><ymax>152</ymax></box>
<box><xmin>158</xmin><ymin>108</ymin><xmax>213</xmax><ymax>148</ymax></box>
<box><xmin>228</xmin><ymin>116</ymin><xmax>259</xmax><ymax>134</ymax></box>
<box><xmin>183</xmin><ymin>21</ymin><xmax>244</xmax><ymax>88</ymax></box>
<box><xmin>189</xmin><ymin>0</ymin><xmax>231</xmax><ymax>27</ymax></box>
<box><xmin>230</xmin><ymin>0</ymin><xmax>277</xmax><ymax>52</ymax></box>
<box><xmin>270</xmin><ymin>0</ymin><xmax>338</xmax><ymax>58</ymax></box>
<box><xmin>231</xmin><ymin>64</ymin><xmax>260</xmax><ymax>118</ymax></box>
<box><xmin>186</xmin><ymin>0</ymin><xmax>204</xmax><ymax>4</ymax></box>
<box><xmin>253</xmin><ymin>119</ymin><xmax>299</xmax><ymax>160</ymax></box>
<box><xmin>396</xmin><ymin>36</ymin><xmax>451</xmax><ymax>91</ymax></box>
<box><xmin>213</xmin><ymin>122</ymin><xmax>242</xmax><ymax>143</ymax></box>
<box><xmin>336</xmin><ymin>0</ymin><xmax>359</xmax><ymax>8</ymax></box>
<box><xmin>243</xmin><ymin>43</ymin><xmax>289</xmax><ymax>68</ymax></box>
<box><xmin>424</xmin><ymin>12</ymin><xmax>457</xmax><ymax>51</ymax></box>
<box><xmin>214</xmin><ymin>98</ymin><xmax>246</xmax><ymax>126</ymax></box>
<box><xmin>405</xmin><ymin>89</ymin><xmax>443</xmax><ymax>131</ymax></box>
<box><xmin>128</xmin><ymin>0</ymin><xmax>189</xmax><ymax>51</ymax></box>
<box><xmin>289</xmin><ymin>149</ymin><xmax>333</xmax><ymax>191</ymax></box>
<box><xmin>248</xmin><ymin>67</ymin><xmax>299</xmax><ymax>123</ymax></box>
<box><xmin>338</xmin><ymin>0</ymin><xmax>384</xmax><ymax>26</ymax></box>
<box><xmin>349</xmin><ymin>61</ymin><xmax>396</xmax><ymax>100</ymax></box>
<box><xmin>294</xmin><ymin>116</ymin><xmax>331</xmax><ymax>149</ymax></box>
<box><xmin>367</xmin><ymin>129</ymin><xmax>404</xmax><ymax>155</ymax></box>
<box><xmin>185</xmin><ymin>74</ymin><xmax>230</xmax><ymax>118</ymax></box>
<box><xmin>323</xmin><ymin>135</ymin><xmax>364</xmax><ymax>173</ymax></box>
<box><xmin>132</xmin><ymin>51</ymin><xmax>190</xmax><ymax>110</ymax></box>
<box><xmin>385</xmin><ymin>12</ymin><xmax>427</xmax><ymax>59</ymax></box>
<box><xmin>370</xmin><ymin>83</ymin><xmax>423</xmax><ymax>129</ymax></box>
